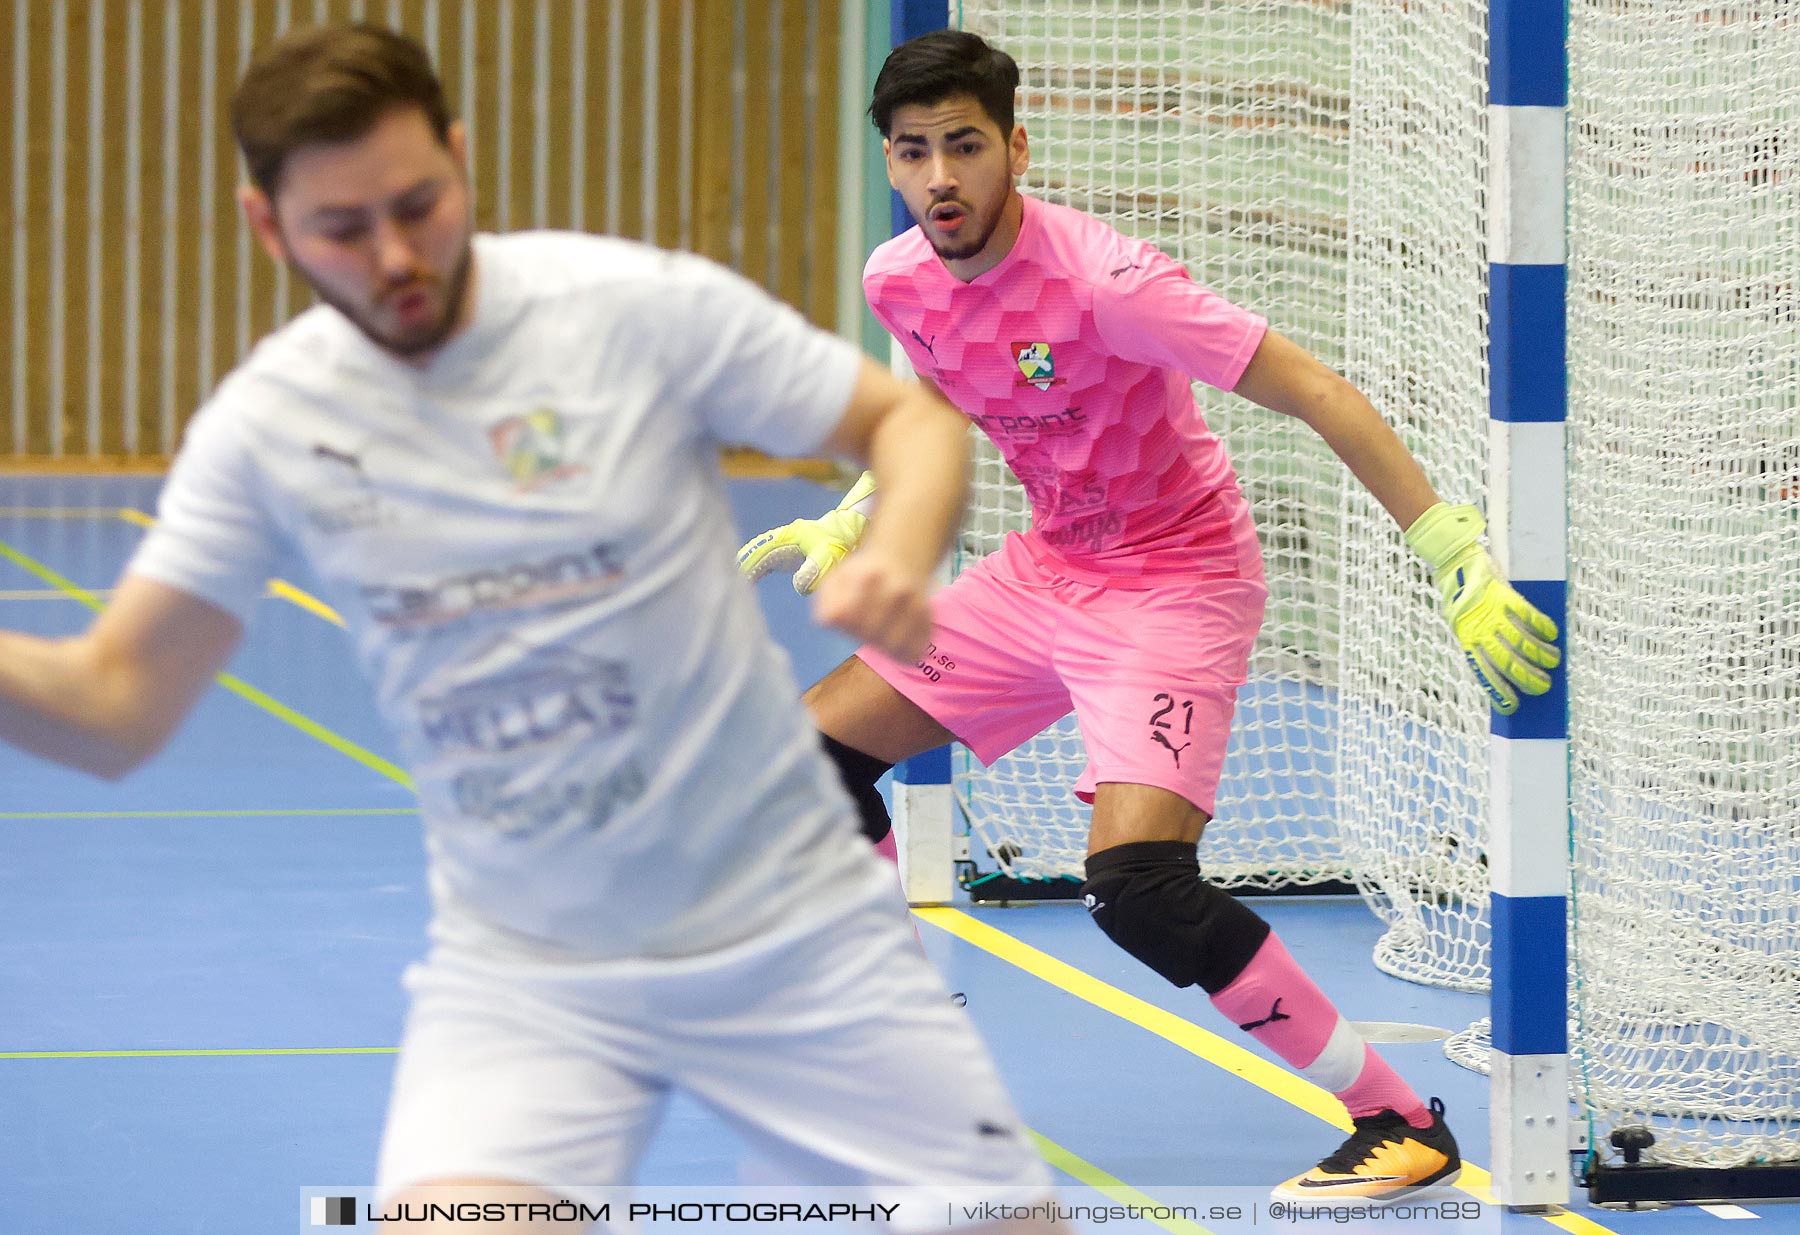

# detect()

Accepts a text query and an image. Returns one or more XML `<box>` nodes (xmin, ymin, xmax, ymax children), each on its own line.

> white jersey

<box><xmin>129</xmin><ymin>231</ymin><xmax>876</xmax><ymax>959</ymax></box>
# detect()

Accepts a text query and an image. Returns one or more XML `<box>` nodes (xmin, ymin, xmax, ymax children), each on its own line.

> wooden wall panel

<box><xmin>691</xmin><ymin>0</ymin><xmax>735</xmax><ymax>269</ymax></box>
<box><xmin>653</xmin><ymin>1</ymin><xmax>684</xmax><ymax>251</ymax></box>
<box><xmin>806</xmin><ymin>0</ymin><xmax>840</xmax><ymax>330</ymax></box>
<box><xmin>0</xmin><ymin>6</ymin><xmax>15</xmax><ymax>454</ymax></box>
<box><xmin>775</xmin><ymin>0</ymin><xmax>809</xmax><ymax>314</ymax></box>
<box><xmin>61</xmin><ymin>0</ymin><xmax>92</xmax><ymax>457</ymax></box>
<box><xmin>740</xmin><ymin>3</ymin><xmax>771</xmax><ymax>288</ymax></box>
<box><xmin>20</xmin><ymin>1</ymin><xmax>56</xmax><ymax>456</ymax></box>
<box><xmin>540</xmin><ymin>0</ymin><xmax>574</xmax><ymax>231</ymax></box>
<box><xmin>2</xmin><ymin>0</ymin><xmax>846</xmax><ymax>465</ymax></box>
<box><xmin>578</xmin><ymin>0</ymin><xmax>609</xmax><ymax>236</ymax></box>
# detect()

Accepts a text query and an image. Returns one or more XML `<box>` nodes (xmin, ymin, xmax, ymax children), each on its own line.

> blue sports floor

<box><xmin>1</xmin><ymin>473</ymin><xmax>1793</xmax><ymax>1234</ymax></box>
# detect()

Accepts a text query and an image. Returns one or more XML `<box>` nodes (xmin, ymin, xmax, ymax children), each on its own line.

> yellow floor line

<box><xmin>916</xmin><ymin>907</ymin><xmax>1349</xmax><ymax>1127</ymax></box>
<box><xmin>1026</xmin><ymin>1131</ymin><xmax>1213</xmax><ymax>1235</ymax></box>
<box><xmin>0</xmin><ymin>541</ymin><xmax>113</xmax><ymax>608</ymax></box>
<box><xmin>112</xmin><ymin>507</ymin><xmax>348</xmax><ymax>626</ymax></box>
<box><xmin>0</xmin><ymin>511</ymin><xmax>340</xmax><ymax>630</ymax></box>
<box><xmin>916</xmin><ymin>907</ymin><xmax>1621</xmax><ymax>1234</ymax></box>
<box><xmin>0</xmin><ymin>580</ymin><xmax>326</xmax><ymax>616</ymax></box>
<box><xmin>0</xmin><ymin>537</ymin><xmax>411</xmax><ymax>791</ymax></box>
<box><xmin>266</xmin><ymin>577</ymin><xmax>345</xmax><ymax>625</ymax></box>
<box><xmin>1528</xmin><ymin>1206</ymin><xmax>1628</xmax><ymax>1235</ymax></box>
<box><xmin>213</xmin><ymin>673</ymin><xmax>411</xmax><ymax>786</ymax></box>
<box><xmin>0</xmin><ymin>588</ymin><xmax>116</xmax><ymax>600</ymax></box>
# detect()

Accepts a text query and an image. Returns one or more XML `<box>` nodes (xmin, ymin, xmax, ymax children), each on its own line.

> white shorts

<box><xmin>376</xmin><ymin>864</ymin><xmax>1051</xmax><ymax>1212</ymax></box>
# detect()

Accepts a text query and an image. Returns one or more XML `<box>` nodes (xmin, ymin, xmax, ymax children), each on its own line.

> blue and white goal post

<box><xmin>1487</xmin><ymin>0</ymin><xmax>1572</xmax><ymax>1212</ymax></box>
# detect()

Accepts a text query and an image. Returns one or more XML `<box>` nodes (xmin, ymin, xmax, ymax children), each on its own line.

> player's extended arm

<box><xmin>737</xmin><ymin>469</ymin><xmax>878</xmax><ymax>596</ymax></box>
<box><xmin>0</xmin><ymin>573</ymin><xmax>244</xmax><ymax>778</ymax></box>
<box><xmin>1232</xmin><ymin>329</ymin><xmax>1559</xmax><ymax>714</ymax></box>
<box><xmin>738</xmin><ymin>373</ymin><xmax>954</xmax><ymax>597</ymax></box>
<box><xmin>772</xmin><ymin>358</ymin><xmax>967</xmax><ymax>662</ymax></box>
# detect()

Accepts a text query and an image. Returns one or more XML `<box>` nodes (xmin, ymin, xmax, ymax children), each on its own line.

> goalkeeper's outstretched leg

<box><xmin>1081</xmin><ymin>784</ymin><xmax>1461</xmax><ymax>1205</ymax></box>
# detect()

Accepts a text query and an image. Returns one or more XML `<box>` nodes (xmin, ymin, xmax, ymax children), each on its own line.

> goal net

<box><xmin>952</xmin><ymin>0</ymin><xmax>1800</xmax><ymax>1174</ymax></box>
<box><xmin>954</xmin><ymin>1</ymin><xmax>1363</xmax><ymax>896</ymax></box>
<box><xmin>1558</xmin><ymin>1</ymin><xmax>1800</xmax><ymax>1170</ymax></box>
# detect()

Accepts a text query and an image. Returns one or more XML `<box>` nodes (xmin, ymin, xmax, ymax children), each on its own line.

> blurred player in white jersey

<box><xmin>0</xmin><ymin>23</ymin><xmax>1058</xmax><ymax>1234</ymax></box>
<box><xmin>741</xmin><ymin>29</ymin><xmax>1563</xmax><ymax>1205</ymax></box>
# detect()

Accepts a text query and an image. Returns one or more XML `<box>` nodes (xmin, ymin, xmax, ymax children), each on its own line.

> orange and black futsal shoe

<box><xmin>1272</xmin><ymin>1097</ymin><xmax>1461</xmax><ymax>1205</ymax></box>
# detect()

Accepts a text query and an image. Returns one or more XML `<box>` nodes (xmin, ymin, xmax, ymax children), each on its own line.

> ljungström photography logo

<box><xmin>309</xmin><ymin>1195</ymin><xmax>356</xmax><ymax>1226</ymax></box>
<box><xmin>301</xmin><ymin>1184</ymin><xmax>1502</xmax><ymax>1231</ymax></box>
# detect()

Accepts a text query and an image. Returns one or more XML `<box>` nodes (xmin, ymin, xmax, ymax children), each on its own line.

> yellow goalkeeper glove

<box><xmin>1404</xmin><ymin>502</ymin><xmax>1561</xmax><ymax>715</ymax></box>
<box><xmin>737</xmin><ymin>470</ymin><xmax>876</xmax><ymax>596</ymax></box>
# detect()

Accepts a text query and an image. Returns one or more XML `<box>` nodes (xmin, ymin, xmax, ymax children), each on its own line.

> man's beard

<box><xmin>922</xmin><ymin>201</ymin><xmax>997</xmax><ymax>263</ymax></box>
<box><xmin>297</xmin><ymin>240</ymin><xmax>474</xmax><ymax>359</ymax></box>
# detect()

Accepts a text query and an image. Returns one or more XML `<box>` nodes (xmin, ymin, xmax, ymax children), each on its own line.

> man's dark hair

<box><xmin>233</xmin><ymin>22</ymin><xmax>452</xmax><ymax>196</ymax></box>
<box><xmin>869</xmin><ymin>30</ymin><xmax>1019</xmax><ymax>138</ymax></box>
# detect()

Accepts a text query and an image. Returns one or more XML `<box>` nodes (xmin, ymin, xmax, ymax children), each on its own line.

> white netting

<box><xmin>953</xmin><ymin>1</ymin><xmax>1493</xmax><ymax>965</ymax></box>
<box><xmin>951</xmin><ymin>0</ymin><xmax>1800</xmax><ymax>1178</ymax></box>
<box><xmin>1564</xmin><ymin>0</ymin><xmax>1800</xmax><ymax>1170</ymax></box>
<box><xmin>955</xmin><ymin>1</ymin><xmax>1354</xmax><ymax>890</ymax></box>
<box><xmin>1335</xmin><ymin>0</ymin><xmax>1491</xmax><ymax>990</ymax></box>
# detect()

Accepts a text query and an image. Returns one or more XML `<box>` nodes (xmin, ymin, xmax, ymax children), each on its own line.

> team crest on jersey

<box><xmin>1012</xmin><ymin>341</ymin><xmax>1064</xmax><ymax>390</ymax></box>
<box><xmin>488</xmin><ymin>407</ymin><xmax>585</xmax><ymax>491</ymax></box>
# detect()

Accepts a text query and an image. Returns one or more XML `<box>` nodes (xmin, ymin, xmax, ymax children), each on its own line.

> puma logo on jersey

<box><xmin>304</xmin><ymin>443</ymin><xmax>392</xmax><ymax>534</ymax></box>
<box><xmin>1151</xmin><ymin>730</ymin><xmax>1190</xmax><ymax>766</ymax></box>
<box><xmin>313</xmin><ymin>443</ymin><xmax>363</xmax><ymax>473</ymax></box>
<box><xmin>1108</xmin><ymin>261</ymin><xmax>1143</xmax><ymax>279</ymax></box>
<box><xmin>1237</xmin><ymin>998</ymin><xmax>1291</xmax><ymax>1032</ymax></box>
<box><xmin>911</xmin><ymin>329</ymin><xmax>938</xmax><ymax>359</ymax></box>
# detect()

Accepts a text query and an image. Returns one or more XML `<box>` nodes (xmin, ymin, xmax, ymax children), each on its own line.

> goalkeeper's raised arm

<box><xmin>1231</xmin><ymin>329</ymin><xmax>1560</xmax><ymax>714</ymax></box>
<box><xmin>757</xmin><ymin>358</ymin><xmax>968</xmax><ymax>663</ymax></box>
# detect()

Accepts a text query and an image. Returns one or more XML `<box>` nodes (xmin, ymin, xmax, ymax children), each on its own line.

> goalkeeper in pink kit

<box><xmin>741</xmin><ymin>30</ymin><xmax>1561</xmax><ymax>1204</ymax></box>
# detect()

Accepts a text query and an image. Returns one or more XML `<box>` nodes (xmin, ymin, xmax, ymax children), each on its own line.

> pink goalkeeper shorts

<box><xmin>858</xmin><ymin>526</ymin><xmax>1267</xmax><ymax>817</ymax></box>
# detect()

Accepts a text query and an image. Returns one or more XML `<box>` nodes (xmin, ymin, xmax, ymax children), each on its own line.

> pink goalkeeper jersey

<box><xmin>864</xmin><ymin>193</ymin><xmax>1268</xmax><ymax>582</ymax></box>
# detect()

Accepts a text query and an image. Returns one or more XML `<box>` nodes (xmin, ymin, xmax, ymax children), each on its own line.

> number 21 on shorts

<box><xmin>1148</xmin><ymin>692</ymin><xmax>1194</xmax><ymax>767</ymax></box>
